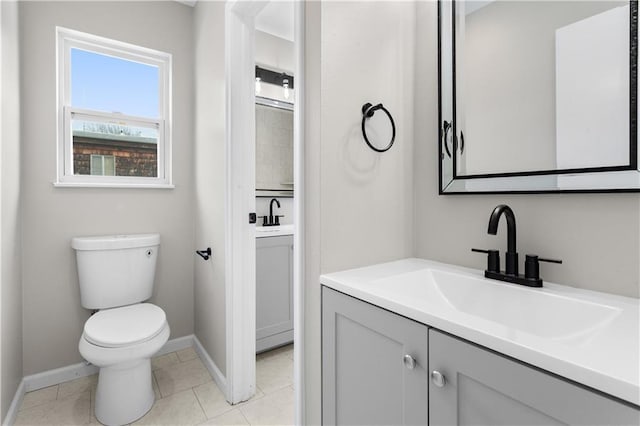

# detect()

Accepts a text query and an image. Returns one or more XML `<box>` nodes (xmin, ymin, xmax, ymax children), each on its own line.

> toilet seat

<box><xmin>84</xmin><ymin>303</ymin><xmax>166</xmax><ymax>348</ymax></box>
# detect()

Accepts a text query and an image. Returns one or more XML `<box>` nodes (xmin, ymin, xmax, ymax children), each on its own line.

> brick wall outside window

<box><xmin>73</xmin><ymin>135</ymin><xmax>158</xmax><ymax>177</ymax></box>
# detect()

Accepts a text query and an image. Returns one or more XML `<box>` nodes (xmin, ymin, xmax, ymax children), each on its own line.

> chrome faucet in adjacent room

<box><xmin>472</xmin><ymin>204</ymin><xmax>562</xmax><ymax>287</ymax></box>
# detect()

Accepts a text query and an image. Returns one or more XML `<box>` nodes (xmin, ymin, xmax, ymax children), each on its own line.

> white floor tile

<box><xmin>15</xmin><ymin>390</ymin><xmax>91</xmax><ymax>425</ymax></box>
<box><xmin>192</xmin><ymin>381</ymin><xmax>234</xmax><ymax>419</ymax></box>
<box><xmin>20</xmin><ymin>385</ymin><xmax>58</xmax><ymax>411</ymax></box>
<box><xmin>151</xmin><ymin>352</ymin><xmax>180</xmax><ymax>371</ymax></box>
<box><xmin>199</xmin><ymin>408</ymin><xmax>250</xmax><ymax>425</ymax></box>
<box><xmin>15</xmin><ymin>346</ymin><xmax>294</xmax><ymax>426</ymax></box>
<box><xmin>194</xmin><ymin>381</ymin><xmax>265</xmax><ymax>419</ymax></box>
<box><xmin>132</xmin><ymin>389</ymin><xmax>207</xmax><ymax>425</ymax></box>
<box><xmin>57</xmin><ymin>374</ymin><xmax>98</xmax><ymax>399</ymax></box>
<box><xmin>256</xmin><ymin>350</ymin><xmax>293</xmax><ymax>394</ymax></box>
<box><xmin>154</xmin><ymin>357</ymin><xmax>213</xmax><ymax>398</ymax></box>
<box><xmin>238</xmin><ymin>386</ymin><xmax>294</xmax><ymax>426</ymax></box>
<box><xmin>176</xmin><ymin>346</ymin><xmax>199</xmax><ymax>362</ymax></box>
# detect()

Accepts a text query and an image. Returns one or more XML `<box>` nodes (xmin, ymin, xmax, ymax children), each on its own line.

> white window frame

<box><xmin>55</xmin><ymin>27</ymin><xmax>173</xmax><ymax>188</ymax></box>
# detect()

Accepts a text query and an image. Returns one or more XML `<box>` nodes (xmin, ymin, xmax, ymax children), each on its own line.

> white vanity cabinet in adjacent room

<box><xmin>321</xmin><ymin>286</ymin><xmax>640</xmax><ymax>426</ymax></box>
<box><xmin>256</xmin><ymin>234</ymin><xmax>293</xmax><ymax>352</ymax></box>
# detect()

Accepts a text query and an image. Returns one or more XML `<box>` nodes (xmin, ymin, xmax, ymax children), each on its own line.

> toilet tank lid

<box><xmin>72</xmin><ymin>233</ymin><xmax>160</xmax><ymax>251</ymax></box>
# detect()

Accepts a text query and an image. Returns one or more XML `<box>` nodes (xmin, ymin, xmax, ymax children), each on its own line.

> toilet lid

<box><xmin>84</xmin><ymin>303</ymin><xmax>167</xmax><ymax>348</ymax></box>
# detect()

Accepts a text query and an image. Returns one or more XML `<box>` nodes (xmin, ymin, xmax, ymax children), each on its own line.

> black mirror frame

<box><xmin>438</xmin><ymin>0</ymin><xmax>640</xmax><ymax>194</ymax></box>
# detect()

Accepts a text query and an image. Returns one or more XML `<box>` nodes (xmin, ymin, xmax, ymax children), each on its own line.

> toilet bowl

<box><xmin>79</xmin><ymin>304</ymin><xmax>169</xmax><ymax>425</ymax></box>
<box><xmin>72</xmin><ymin>234</ymin><xmax>168</xmax><ymax>426</ymax></box>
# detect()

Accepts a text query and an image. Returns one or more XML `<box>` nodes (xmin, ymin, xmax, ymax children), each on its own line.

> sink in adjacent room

<box><xmin>255</xmin><ymin>224</ymin><xmax>294</xmax><ymax>238</ymax></box>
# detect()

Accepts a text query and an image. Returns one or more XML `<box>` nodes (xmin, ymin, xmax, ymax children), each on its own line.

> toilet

<box><xmin>72</xmin><ymin>234</ymin><xmax>170</xmax><ymax>426</ymax></box>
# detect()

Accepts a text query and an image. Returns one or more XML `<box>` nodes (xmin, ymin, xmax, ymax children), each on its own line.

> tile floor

<box><xmin>15</xmin><ymin>344</ymin><xmax>294</xmax><ymax>425</ymax></box>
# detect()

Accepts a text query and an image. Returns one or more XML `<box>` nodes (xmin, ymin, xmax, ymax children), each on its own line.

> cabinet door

<box><xmin>256</xmin><ymin>235</ymin><xmax>293</xmax><ymax>351</ymax></box>
<box><xmin>322</xmin><ymin>287</ymin><xmax>429</xmax><ymax>426</ymax></box>
<box><xmin>429</xmin><ymin>329</ymin><xmax>640</xmax><ymax>426</ymax></box>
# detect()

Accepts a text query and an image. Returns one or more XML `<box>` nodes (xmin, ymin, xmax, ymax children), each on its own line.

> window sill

<box><xmin>53</xmin><ymin>181</ymin><xmax>175</xmax><ymax>189</ymax></box>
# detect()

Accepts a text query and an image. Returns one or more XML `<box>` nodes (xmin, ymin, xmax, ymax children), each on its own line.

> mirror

<box><xmin>439</xmin><ymin>0</ymin><xmax>639</xmax><ymax>193</ymax></box>
<box><xmin>256</xmin><ymin>96</ymin><xmax>294</xmax><ymax>197</ymax></box>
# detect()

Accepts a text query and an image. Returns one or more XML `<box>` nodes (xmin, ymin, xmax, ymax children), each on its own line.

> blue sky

<box><xmin>71</xmin><ymin>48</ymin><xmax>159</xmax><ymax>118</ymax></box>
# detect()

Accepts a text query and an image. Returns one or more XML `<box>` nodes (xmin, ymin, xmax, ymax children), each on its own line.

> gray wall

<box><xmin>304</xmin><ymin>2</ymin><xmax>417</xmax><ymax>423</ymax></box>
<box><xmin>193</xmin><ymin>0</ymin><xmax>227</xmax><ymax>375</ymax></box>
<box><xmin>303</xmin><ymin>3</ymin><xmax>639</xmax><ymax>424</ymax></box>
<box><xmin>415</xmin><ymin>1</ymin><xmax>640</xmax><ymax>298</ymax></box>
<box><xmin>1</xmin><ymin>0</ymin><xmax>24</xmax><ymax>418</ymax></box>
<box><xmin>19</xmin><ymin>1</ymin><xmax>195</xmax><ymax>375</ymax></box>
<box><xmin>303</xmin><ymin>3</ymin><xmax>323</xmax><ymax>423</ymax></box>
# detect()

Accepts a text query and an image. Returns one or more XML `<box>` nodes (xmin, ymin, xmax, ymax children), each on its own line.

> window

<box><xmin>90</xmin><ymin>155</ymin><xmax>115</xmax><ymax>176</ymax></box>
<box><xmin>56</xmin><ymin>27</ymin><xmax>172</xmax><ymax>187</ymax></box>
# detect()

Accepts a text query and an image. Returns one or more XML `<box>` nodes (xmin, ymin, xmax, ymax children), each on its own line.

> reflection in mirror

<box><xmin>439</xmin><ymin>0</ymin><xmax>639</xmax><ymax>193</ymax></box>
<box><xmin>255</xmin><ymin>97</ymin><xmax>294</xmax><ymax>197</ymax></box>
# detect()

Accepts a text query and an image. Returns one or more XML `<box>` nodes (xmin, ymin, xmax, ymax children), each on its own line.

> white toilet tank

<box><xmin>72</xmin><ymin>234</ymin><xmax>160</xmax><ymax>309</ymax></box>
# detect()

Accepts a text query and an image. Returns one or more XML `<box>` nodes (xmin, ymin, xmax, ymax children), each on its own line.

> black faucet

<box><xmin>259</xmin><ymin>198</ymin><xmax>283</xmax><ymax>226</ymax></box>
<box><xmin>269</xmin><ymin>198</ymin><xmax>281</xmax><ymax>224</ymax></box>
<box><xmin>472</xmin><ymin>204</ymin><xmax>562</xmax><ymax>288</ymax></box>
<box><xmin>488</xmin><ymin>204</ymin><xmax>518</xmax><ymax>275</ymax></box>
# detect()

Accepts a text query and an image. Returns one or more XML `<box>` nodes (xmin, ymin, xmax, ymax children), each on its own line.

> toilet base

<box><xmin>95</xmin><ymin>358</ymin><xmax>155</xmax><ymax>426</ymax></box>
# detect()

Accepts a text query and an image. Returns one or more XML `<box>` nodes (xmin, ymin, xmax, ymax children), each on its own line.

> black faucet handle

<box><xmin>471</xmin><ymin>248</ymin><xmax>500</xmax><ymax>273</ymax></box>
<box><xmin>525</xmin><ymin>254</ymin><xmax>562</xmax><ymax>281</ymax></box>
<box><xmin>539</xmin><ymin>257</ymin><xmax>562</xmax><ymax>264</ymax></box>
<box><xmin>471</xmin><ymin>248</ymin><xmax>489</xmax><ymax>253</ymax></box>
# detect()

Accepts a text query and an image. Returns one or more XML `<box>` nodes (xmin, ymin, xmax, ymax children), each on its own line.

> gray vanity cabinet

<box><xmin>256</xmin><ymin>235</ymin><xmax>293</xmax><ymax>352</ymax></box>
<box><xmin>322</xmin><ymin>287</ymin><xmax>429</xmax><ymax>426</ymax></box>
<box><xmin>321</xmin><ymin>288</ymin><xmax>639</xmax><ymax>426</ymax></box>
<box><xmin>429</xmin><ymin>329</ymin><xmax>640</xmax><ymax>426</ymax></box>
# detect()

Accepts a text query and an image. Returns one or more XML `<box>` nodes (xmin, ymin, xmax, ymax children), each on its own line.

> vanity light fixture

<box><xmin>255</xmin><ymin>65</ymin><xmax>294</xmax><ymax>98</ymax></box>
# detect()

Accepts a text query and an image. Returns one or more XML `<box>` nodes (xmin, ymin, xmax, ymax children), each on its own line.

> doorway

<box><xmin>224</xmin><ymin>1</ymin><xmax>304</xmax><ymax>424</ymax></box>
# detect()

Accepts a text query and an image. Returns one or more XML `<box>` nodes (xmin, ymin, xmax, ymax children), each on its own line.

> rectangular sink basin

<box><xmin>370</xmin><ymin>268</ymin><xmax>621</xmax><ymax>342</ymax></box>
<box><xmin>429</xmin><ymin>270</ymin><xmax>621</xmax><ymax>341</ymax></box>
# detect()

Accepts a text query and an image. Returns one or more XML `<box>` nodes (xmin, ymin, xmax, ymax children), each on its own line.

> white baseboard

<box><xmin>23</xmin><ymin>334</ymin><xmax>196</xmax><ymax>393</ymax></box>
<box><xmin>193</xmin><ymin>335</ymin><xmax>227</xmax><ymax>397</ymax></box>
<box><xmin>154</xmin><ymin>334</ymin><xmax>194</xmax><ymax>357</ymax></box>
<box><xmin>24</xmin><ymin>361</ymin><xmax>99</xmax><ymax>393</ymax></box>
<box><xmin>256</xmin><ymin>330</ymin><xmax>294</xmax><ymax>353</ymax></box>
<box><xmin>2</xmin><ymin>379</ymin><xmax>25</xmax><ymax>426</ymax></box>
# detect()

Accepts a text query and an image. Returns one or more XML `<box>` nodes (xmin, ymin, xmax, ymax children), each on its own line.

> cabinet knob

<box><xmin>403</xmin><ymin>354</ymin><xmax>416</xmax><ymax>370</ymax></box>
<box><xmin>431</xmin><ymin>370</ymin><xmax>446</xmax><ymax>387</ymax></box>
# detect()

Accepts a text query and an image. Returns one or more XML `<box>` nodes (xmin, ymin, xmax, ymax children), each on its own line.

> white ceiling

<box><xmin>255</xmin><ymin>1</ymin><xmax>295</xmax><ymax>42</ymax></box>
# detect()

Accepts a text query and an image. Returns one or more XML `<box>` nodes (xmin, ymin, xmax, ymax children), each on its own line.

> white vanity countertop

<box><xmin>255</xmin><ymin>224</ymin><xmax>294</xmax><ymax>238</ymax></box>
<box><xmin>320</xmin><ymin>258</ymin><xmax>640</xmax><ymax>406</ymax></box>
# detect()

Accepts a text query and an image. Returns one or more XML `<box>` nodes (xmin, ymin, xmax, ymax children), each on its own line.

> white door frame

<box><xmin>224</xmin><ymin>1</ymin><xmax>305</xmax><ymax>423</ymax></box>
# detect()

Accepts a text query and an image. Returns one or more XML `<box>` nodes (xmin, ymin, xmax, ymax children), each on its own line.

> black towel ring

<box><xmin>361</xmin><ymin>103</ymin><xmax>396</xmax><ymax>153</ymax></box>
